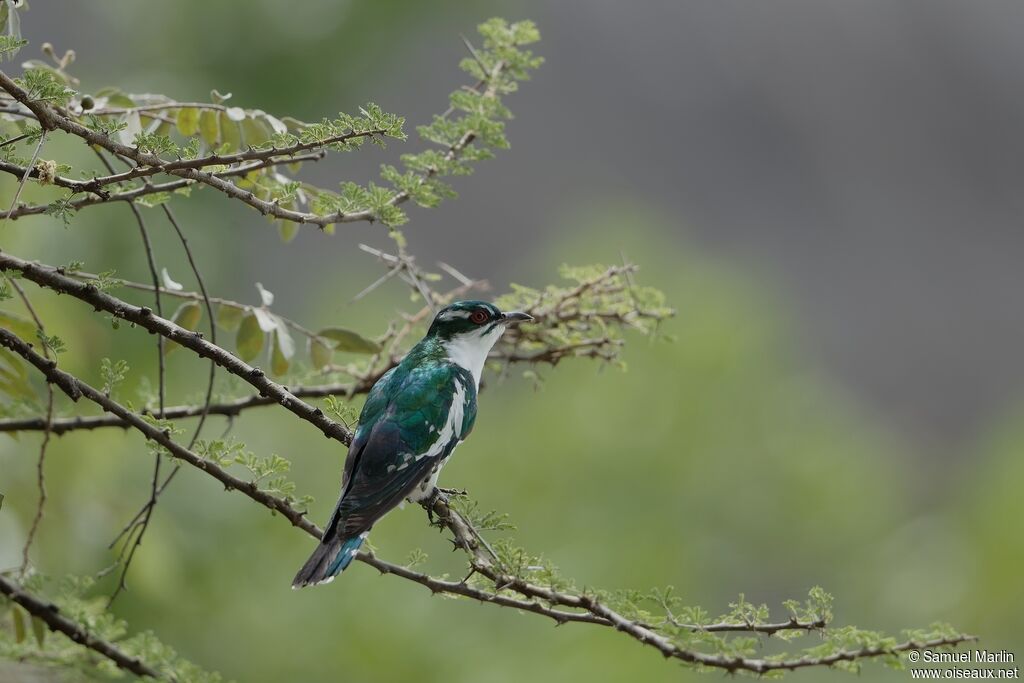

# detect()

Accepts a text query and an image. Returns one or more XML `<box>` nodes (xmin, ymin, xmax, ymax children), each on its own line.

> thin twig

<box><xmin>0</xmin><ymin>130</ymin><xmax>46</xmax><ymax>220</ymax></box>
<box><xmin>0</xmin><ymin>325</ymin><xmax>976</xmax><ymax>675</ymax></box>
<box><xmin>67</xmin><ymin>269</ymin><xmax>326</xmax><ymax>342</ymax></box>
<box><xmin>7</xmin><ymin>277</ymin><xmax>53</xmax><ymax>577</ymax></box>
<box><xmin>1</xmin><ymin>151</ymin><xmax>326</xmax><ymax>221</ymax></box>
<box><xmin>108</xmin><ymin>199</ymin><xmax>221</xmax><ymax>561</ymax></box>
<box><xmin>93</xmin><ymin>149</ymin><xmax>165</xmax><ymax>605</ymax></box>
<box><xmin>0</xmin><ymin>251</ymin><xmax>355</xmax><ymax>445</ymax></box>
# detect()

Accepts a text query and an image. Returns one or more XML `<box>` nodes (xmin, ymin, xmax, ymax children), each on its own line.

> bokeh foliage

<box><xmin>0</xmin><ymin>2</ymin><xmax>1018</xmax><ymax>681</ymax></box>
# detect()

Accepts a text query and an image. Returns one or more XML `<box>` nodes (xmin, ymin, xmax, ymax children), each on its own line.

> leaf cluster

<box><xmin>0</xmin><ymin>574</ymin><xmax>224</xmax><ymax>682</ymax></box>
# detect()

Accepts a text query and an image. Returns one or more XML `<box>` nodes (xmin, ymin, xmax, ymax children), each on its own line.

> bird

<box><xmin>292</xmin><ymin>300</ymin><xmax>533</xmax><ymax>588</ymax></box>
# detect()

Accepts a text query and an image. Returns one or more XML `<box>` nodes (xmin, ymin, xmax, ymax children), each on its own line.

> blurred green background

<box><xmin>2</xmin><ymin>1</ymin><xmax>1023</xmax><ymax>681</ymax></box>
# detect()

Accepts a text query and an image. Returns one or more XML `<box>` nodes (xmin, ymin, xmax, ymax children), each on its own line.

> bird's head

<box><xmin>426</xmin><ymin>300</ymin><xmax>533</xmax><ymax>343</ymax></box>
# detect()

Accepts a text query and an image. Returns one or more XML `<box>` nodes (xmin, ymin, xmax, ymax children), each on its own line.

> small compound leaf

<box><xmin>317</xmin><ymin>327</ymin><xmax>381</xmax><ymax>354</ymax></box>
<box><xmin>236</xmin><ymin>313</ymin><xmax>264</xmax><ymax>362</ymax></box>
<box><xmin>199</xmin><ymin>109</ymin><xmax>219</xmax><ymax>147</ymax></box>
<box><xmin>216</xmin><ymin>304</ymin><xmax>244</xmax><ymax>332</ymax></box>
<box><xmin>165</xmin><ymin>301</ymin><xmax>202</xmax><ymax>355</ymax></box>
<box><xmin>309</xmin><ymin>337</ymin><xmax>333</xmax><ymax>370</ymax></box>
<box><xmin>176</xmin><ymin>107</ymin><xmax>200</xmax><ymax>137</ymax></box>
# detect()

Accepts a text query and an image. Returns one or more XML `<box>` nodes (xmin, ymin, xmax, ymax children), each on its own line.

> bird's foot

<box><xmin>425</xmin><ymin>487</ymin><xmax>448</xmax><ymax>527</ymax></box>
<box><xmin>425</xmin><ymin>487</ymin><xmax>467</xmax><ymax>527</ymax></box>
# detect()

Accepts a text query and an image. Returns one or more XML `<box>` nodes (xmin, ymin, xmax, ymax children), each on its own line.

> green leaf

<box><xmin>309</xmin><ymin>337</ymin><xmax>333</xmax><ymax>370</ymax></box>
<box><xmin>271</xmin><ymin>330</ymin><xmax>290</xmax><ymax>376</ymax></box>
<box><xmin>95</xmin><ymin>87</ymin><xmax>135</xmax><ymax>109</ymax></box>
<box><xmin>0</xmin><ymin>309</ymin><xmax>37</xmax><ymax>339</ymax></box>
<box><xmin>199</xmin><ymin>109</ymin><xmax>219</xmax><ymax>148</ymax></box>
<box><xmin>12</xmin><ymin>605</ymin><xmax>25</xmax><ymax>643</ymax></box>
<box><xmin>236</xmin><ymin>313</ymin><xmax>264</xmax><ymax>362</ymax></box>
<box><xmin>154</xmin><ymin>117</ymin><xmax>176</xmax><ymax>138</ymax></box>
<box><xmin>135</xmin><ymin>191</ymin><xmax>171</xmax><ymax>208</ymax></box>
<box><xmin>216</xmin><ymin>304</ymin><xmax>244</xmax><ymax>332</ymax></box>
<box><xmin>241</xmin><ymin>115</ymin><xmax>272</xmax><ymax>148</ymax></box>
<box><xmin>219</xmin><ymin>111</ymin><xmax>241</xmax><ymax>152</ymax></box>
<box><xmin>0</xmin><ymin>346</ymin><xmax>36</xmax><ymax>402</ymax></box>
<box><xmin>31</xmin><ymin>615</ymin><xmax>45</xmax><ymax>647</ymax></box>
<box><xmin>317</xmin><ymin>327</ymin><xmax>381</xmax><ymax>354</ymax></box>
<box><xmin>273</xmin><ymin>318</ymin><xmax>295</xmax><ymax>359</ymax></box>
<box><xmin>176</xmin><ymin>107</ymin><xmax>200</xmax><ymax>137</ymax></box>
<box><xmin>165</xmin><ymin>301</ymin><xmax>202</xmax><ymax>355</ymax></box>
<box><xmin>277</xmin><ymin>220</ymin><xmax>299</xmax><ymax>244</ymax></box>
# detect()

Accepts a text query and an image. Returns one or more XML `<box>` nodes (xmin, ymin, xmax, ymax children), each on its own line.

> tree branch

<box><xmin>0</xmin><ymin>249</ymin><xmax>355</xmax><ymax>445</ymax></box>
<box><xmin>0</xmin><ymin>574</ymin><xmax>163</xmax><ymax>679</ymax></box>
<box><xmin>1</xmin><ymin>152</ymin><xmax>325</xmax><ymax>221</ymax></box>
<box><xmin>0</xmin><ymin>325</ymin><xmax>975</xmax><ymax>674</ymax></box>
<box><xmin>0</xmin><ymin>380</ymin><xmax>377</xmax><ymax>434</ymax></box>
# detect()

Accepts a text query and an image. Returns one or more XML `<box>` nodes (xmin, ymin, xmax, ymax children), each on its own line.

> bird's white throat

<box><xmin>444</xmin><ymin>325</ymin><xmax>505</xmax><ymax>388</ymax></box>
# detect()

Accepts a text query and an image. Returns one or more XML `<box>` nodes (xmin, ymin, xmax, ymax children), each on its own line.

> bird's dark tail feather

<box><xmin>291</xmin><ymin>533</ymin><xmax>366</xmax><ymax>588</ymax></box>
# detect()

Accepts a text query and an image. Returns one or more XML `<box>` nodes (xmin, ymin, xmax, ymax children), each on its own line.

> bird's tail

<box><xmin>291</xmin><ymin>532</ymin><xmax>366</xmax><ymax>589</ymax></box>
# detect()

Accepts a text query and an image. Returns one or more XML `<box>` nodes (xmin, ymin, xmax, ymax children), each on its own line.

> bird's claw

<box><xmin>425</xmin><ymin>487</ymin><xmax>448</xmax><ymax>527</ymax></box>
<box><xmin>424</xmin><ymin>487</ymin><xmax>467</xmax><ymax>527</ymax></box>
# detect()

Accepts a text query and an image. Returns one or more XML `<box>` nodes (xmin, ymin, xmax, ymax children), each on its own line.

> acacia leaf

<box><xmin>309</xmin><ymin>337</ymin><xmax>333</xmax><ymax>370</ymax></box>
<box><xmin>236</xmin><ymin>313</ymin><xmax>264</xmax><ymax>362</ymax></box>
<box><xmin>176</xmin><ymin>107</ymin><xmax>200</xmax><ymax>137</ymax></box>
<box><xmin>199</xmin><ymin>109</ymin><xmax>219</xmax><ymax>147</ymax></box>
<box><xmin>216</xmin><ymin>304</ymin><xmax>244</xmax><ymax>332</ymax></box>
<box><xmin>165</xmin><ymin>301</ymin><xmax>202</xmax><ymax>355</ymax></box>
<box><xmin>317</xmin><ymin>327</ymin><xmax>381</xmax><ymax>354</ymax></box>
<box><xmin>0</xmin><ymin>309</ymin><xmax>37</xmax><ymax>339</ymax></box>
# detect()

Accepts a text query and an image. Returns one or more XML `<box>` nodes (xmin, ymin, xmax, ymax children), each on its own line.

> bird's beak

<box><xmin>500</xmin><ymin>311</ymin><xmax>533</xmax><ymax>325</ymax></box>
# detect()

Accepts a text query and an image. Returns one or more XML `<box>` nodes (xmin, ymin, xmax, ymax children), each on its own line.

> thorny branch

<box><xmin>0</xmin><ymin>152</ymin><xmax>326</xmax><ymax>220</ymax></box>
<box><xmin>0</xmin><ymin>249</ymin><xmax>356</xmax><ymax>446</ymax></box>
<box><xmin>0</xmin><ymin>258</ymin><xmax>669</xmax><ymax>436</ymax></box>
<box><xmin>0</xmin><ymin>60</ymin><xmax>503</xmax><ymax>228</ymax></box>
<box><xmin>0</xmin><ymin>574</ymin><xmax>163</xmax><ymax>680</ymax></box>
<box><xmin>0</xmin><ymin>325</ymin><xmax>975</xmax><ymax>676</ymax></box>
<box><xmin>0</xmin><ymin>19</ymin><xmax>969</xmax><ymax>679</ymax></box>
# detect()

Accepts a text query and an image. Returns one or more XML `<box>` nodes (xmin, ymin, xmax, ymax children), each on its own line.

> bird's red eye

<box><xmin>470</xmin><ymin>310</ymin><xmax>488</xmax><ymax>324</ymax></box>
